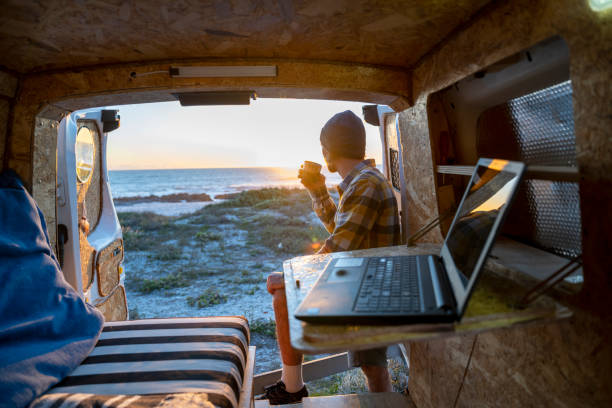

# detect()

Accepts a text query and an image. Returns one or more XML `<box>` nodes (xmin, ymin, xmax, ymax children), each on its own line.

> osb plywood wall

<box><xmin>0</xmin><ymin>0</ymin><xmax>489</xmax><ymax>73</ymax></box>
<box><xmin>0</xmin><ymin>70</ymin><xmax>18</xmax><ymax>170</ymax></box>
<box><xmin>397</xmin><ymin>99</ymin><xmax>444</xmax><ymax>243</ymax></box>
<box><xmin>0</xmin><ymin>100</ymin><xmax>9</xmax><ymax>170</ymax></box>
<box><xmin>31</xmin><ymin>118</ymin><xmax>59</xmax><ymax>252</ymax></box>
<box><xmin>409</xmin><ymin>311</ymin><xmax>612</xmax><ymax>407</ymax></box>
<box><xmin>402</xmin><ymin>0</ymin><xmax>612</xmax><ymax>406</ymax></box>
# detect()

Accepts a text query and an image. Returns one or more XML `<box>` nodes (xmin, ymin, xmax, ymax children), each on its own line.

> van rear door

<box><xmin>57</xmin><ymin>109</ymin><xmax>127</xmax><ymax>321</ymax></box>
<box><xmin>377</xmin><ymin>107</ymin><xmax>408</xmax><ymax>242</ymax></box>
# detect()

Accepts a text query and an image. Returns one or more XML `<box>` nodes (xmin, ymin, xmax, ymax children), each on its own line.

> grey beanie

<box><xmin>320</xmin><ymin>110</ymin><xmax>366</xmax><ymax>159</ymax></box>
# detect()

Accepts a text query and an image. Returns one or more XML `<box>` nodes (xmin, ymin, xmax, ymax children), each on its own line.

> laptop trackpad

<box><xmin>326</xmin><ymin>267</ymin><xmax>362</xmax><ymax>283</ymax></box>
<box><xmin>326</xmin><ymin>258</ymin><xmax>365</xmax><ymax>283</ymax></box>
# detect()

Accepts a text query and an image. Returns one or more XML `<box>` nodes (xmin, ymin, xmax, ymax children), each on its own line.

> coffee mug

<box><xmin>302</xmin><ymin>161</ymin><xmax>322</xmax><ymax>174</ymax></box>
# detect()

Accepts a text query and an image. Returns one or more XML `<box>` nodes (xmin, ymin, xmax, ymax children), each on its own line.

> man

<box><xmin>259</xmin><ymin>110</ymin><xmax>401</xmax><ymax>404</ymax></box>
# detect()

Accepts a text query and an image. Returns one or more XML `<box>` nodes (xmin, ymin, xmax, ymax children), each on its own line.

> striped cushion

<box><xmin>36</xmin><ymin>317</ymin><xmax>250</xmax><ymax>408</ymax></box>
<box><xmin>30</xmin><ymin>392</ymin><xmax>217</xmax><ymax>407</ymax></box>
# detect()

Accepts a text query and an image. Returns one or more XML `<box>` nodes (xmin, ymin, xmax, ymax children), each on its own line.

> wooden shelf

<box><xmin>436</xmin><ymin>165</ymin><xmax>579</xmax><ymax>182</ymax></box>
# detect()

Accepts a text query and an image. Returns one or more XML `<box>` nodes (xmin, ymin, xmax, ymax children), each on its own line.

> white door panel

<box><xmin>57</xmin><ymin>109</ymin><xmax>126</xmax><ymax>319</ymax></box>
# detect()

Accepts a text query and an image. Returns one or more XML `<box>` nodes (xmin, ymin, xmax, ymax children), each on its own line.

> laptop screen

<box><xmin>441</xmin><ymin>160</ymin><xmax>524</xmax><ymax>308</ymax></box>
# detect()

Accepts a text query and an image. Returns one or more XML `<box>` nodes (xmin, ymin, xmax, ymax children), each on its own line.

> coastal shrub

<box><xmin>186</xmin><ymin>288</ymin><xmax>227</xmax><ymax>308</ymax></box>
<box><xmin>242</xmin><ymin>215</ymin><xmax>327</xmax><ymax>254</ymax></box>
<box><xmin>232</xmin><ymin>273</ymin><xmax>265</xmax><ymax>284</ymax></box>
<box><xmin>119</xmin><ymin>211</ymin><xmax>198</xmax><ymax>250</ymax></box>
<box><xmin>194</xmin><ymin>226</ymin><xmax>222</xmax><ymax>243</ymax></box>
<box><xmin>218</xmin><ymin>188</ymin><xmax>291</xmax><ymax>208</ymax></box>
<box><xmin>210</xmin><ymin>188</ymin><xmax>313</xmax><ymax>215</ymax></box>
<box><xmin>308</xmin><ymin>374</ymin><xmax>343</xmax><ymax>397</ymax></box>
<box><xmin>249</xmin><ymin>318</ymin><xmax>276</xmax><ymax>338</ymax></box>
<box><xmin>118</xmin><ymin>211</ymin><xmax>176</xmax><ymax>231</ymax></box>
<box><xmin>133</xmin><ymin>273</ymin><xmax>189</xmax><ymax>293</ymax></box>
<box><xmin>122</xmin><ymin>228</ymin><xmax>149</xmax><ymax>251</ymax></box>
<box><xmin>179</xmin><ymin>263</ymin><xmax>217</xmax><ymax>280</ymax></box>
<box><xmin>149</xmin><ymin>244</ymin><xmax>183</xmax><ymax>261</ymax></box>
<box><xmin>188</xmin><ymin>211</ymin><xmax>228</xmax><ymax>226</ymax></box>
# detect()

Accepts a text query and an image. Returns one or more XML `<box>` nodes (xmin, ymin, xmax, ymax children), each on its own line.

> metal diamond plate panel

<box><xmin>478</xmin><ymin>81</ymin><xmax>576</xmax><ymax>166</ymax></box>
<box><xmin>507</xmin><ymin>81</ymin><xmax>576</xmax><ymax>166</ymax></box>
<box><xmin>524</xmin><ymin>180</ymin><xmax>582</xmax><ymax>258</ymax></box>
<box><xmin>478</xmin><ymin>80</ymin><xmax>581</xmax><ymax>258</ymax></box>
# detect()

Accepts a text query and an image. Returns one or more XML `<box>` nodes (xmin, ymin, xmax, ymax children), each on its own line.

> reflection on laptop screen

<box><xmin>445</xmin><ymin>165</ymin><xmax>520</xmax><ymax>286</ymax></box>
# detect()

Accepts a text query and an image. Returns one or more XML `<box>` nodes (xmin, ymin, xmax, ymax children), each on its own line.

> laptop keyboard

<box><xmin>353</xmin><ymin>257</ymin><xmax>421</xmax><ymax>313</ymax></box>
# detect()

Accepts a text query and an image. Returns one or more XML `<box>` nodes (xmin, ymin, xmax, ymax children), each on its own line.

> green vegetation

<box><xmin>148</xmin><ymin>244</ymin><xmax>183</xmax><ymax>261</ymax></box>
<box><xmin>194</xmin><ymin>225</ymin><xmax>222</xmax><ymax>243</ymax></box>
<box><xmin>239</xmin><ymin>215</ymin><xmax>327</xmax><ymax>255</ymax></box>
<box><xmin>131</xmin><ymin>273</ymin><xmax>190</xmax><ymax>293</ymax></box>
<box><xmin>232</xmin><ymin>273</ymin><xmax>265</xmax><ymax>284</ymax></box>
<box><xmin>193</xmin><ymin>188</ymin><xmax>322</xmax><ymax>218</ymax></box>
<box><xmin>121</xmin><ymin>228</ymin><xmax>159</xmax><ymax>251</ymax></box>
<box><xmin>187</xmin><ymin>288</ymin><xmax>228</xmax><ymax>308</ymax></box>
<box><xmin>119</xmin><ymin>211</ymin><xmax>198</xmax><ymax>250</ymax></box>
<box><xmin>119</xmin><ymin>211</ymin><xmax>177</xmax><ymax>231</ymax></box>
<box><xmin>249</xmin><ymin>318</ymin><xmax>277</xmax><ymax>338</ymax></box>
<box><xmin>307</xmin><ymin>374</ymin><xmax>346</xmax><ymax>396</ymax></box>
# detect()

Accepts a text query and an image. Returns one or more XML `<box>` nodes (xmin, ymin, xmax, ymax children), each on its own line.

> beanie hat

<box><xmin>320</xmin><ymin>110</ymin><xmax>366</xmax><ymax>160</ymax></box>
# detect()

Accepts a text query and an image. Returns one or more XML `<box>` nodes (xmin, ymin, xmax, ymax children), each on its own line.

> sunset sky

<box><xmin>106</xmin><ymin>99</ymin><xmax>383</xmax><ymax>170</ymax></box>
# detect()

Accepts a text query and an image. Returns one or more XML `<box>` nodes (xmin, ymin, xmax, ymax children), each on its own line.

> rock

<box><xmin>214</xmin><ymin>193</ymin><xmax>240</xmax><ymax>200</ymax></box>
<box><xmin>114</xmin><ymin>192</ymin><xmax>212</xmax><ymax>204</ymax></box>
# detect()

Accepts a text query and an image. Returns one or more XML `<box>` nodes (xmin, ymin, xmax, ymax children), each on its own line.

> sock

<box><xmin>281</xmin><ymin>363</ymin><xmax>304</xmax><ymax>393</ymax></box>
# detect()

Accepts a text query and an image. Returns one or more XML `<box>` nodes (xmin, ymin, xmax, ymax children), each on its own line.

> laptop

<box><xmin>294</xmin><ymin>158</ymin><xmax>525</xmax><ymax>324</ymax></box>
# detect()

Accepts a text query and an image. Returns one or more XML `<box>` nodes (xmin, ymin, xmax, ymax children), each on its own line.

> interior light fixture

<box><xmin>170</xmin><ymin>65</ymin><xmax>277</xmax><ymax>78</ymax></box>
<box><xmin>173</xmin><ymin>91</ymin><xmax>256</xmax><ymax>106</ymax></box>
<box><xmin>589</xmin><ymin>0</ymin><xmax>612</xmax><ymax>11</ymax></box>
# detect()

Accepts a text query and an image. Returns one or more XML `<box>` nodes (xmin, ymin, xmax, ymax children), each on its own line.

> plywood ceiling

<box><xmin>0</xmin><ymin>0</ymin><xmax>490</xmax><ymax>74</ymax></box>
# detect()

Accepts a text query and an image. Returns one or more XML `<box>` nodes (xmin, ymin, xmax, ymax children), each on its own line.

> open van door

<box><xmin>57</xmin><ymin>109</ymin><xmax>127</xmax><ymax>321</ymax></box>
<box><xmin>375</xmin><ymin>106</ymin><xmax>409</xmax><ymax>243</ymax></box>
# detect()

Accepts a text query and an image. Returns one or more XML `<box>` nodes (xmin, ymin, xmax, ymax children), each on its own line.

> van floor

<box><xmin>255</xmin><ymin>392</ymin><xmax>415</xmax><ymax>407</ymax></box>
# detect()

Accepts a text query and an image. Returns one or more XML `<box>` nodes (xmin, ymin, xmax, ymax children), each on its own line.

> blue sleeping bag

<box><xmin>0</xmin><ymin>169</ymin><xmax>104</xmax><ymax>408</ymax></box>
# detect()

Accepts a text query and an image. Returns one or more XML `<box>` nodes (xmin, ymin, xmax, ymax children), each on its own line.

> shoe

<box><xmin>256</xmin><ymin>380</ymin><xmax>308</xmax><ymax>405</ymax></box>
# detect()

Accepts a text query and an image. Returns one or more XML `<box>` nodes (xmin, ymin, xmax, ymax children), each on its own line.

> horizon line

<box><xmin>109</xmin><ymin>165</ymin><xmax>305</xmax><ymax>171</ymax></box>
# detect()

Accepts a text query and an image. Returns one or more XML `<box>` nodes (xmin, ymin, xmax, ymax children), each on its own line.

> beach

<box><xmin>114</xmin><ymin>173</ymin><xmax>408</xmax><ymax>393</ymax></box>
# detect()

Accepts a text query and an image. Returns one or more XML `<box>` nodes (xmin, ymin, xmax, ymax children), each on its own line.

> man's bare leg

<box><xmin>268</xmin><ymin>272</ymin><xmax>304</xmax><ymax>392</ymax></box>
<box><xmin>361</xmin><ymin>365</ymin><xmax>392</xmax><ymax>392</ymax></box>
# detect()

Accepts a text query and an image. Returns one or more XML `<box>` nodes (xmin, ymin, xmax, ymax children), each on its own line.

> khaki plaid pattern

<box><xmin>310</xmin><ymin>159</ymin><xmax>401</xmax><ymax>253</ymax></box>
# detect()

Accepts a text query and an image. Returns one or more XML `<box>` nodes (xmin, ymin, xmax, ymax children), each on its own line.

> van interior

<box><xmin>1</xmin><ymin>1</ymin><xmax>611</xmax><ymax>407</ymax></box>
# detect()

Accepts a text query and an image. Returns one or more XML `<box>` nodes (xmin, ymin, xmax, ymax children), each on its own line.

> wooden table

<box><xmin>283</xmin><ymin>244</ymin><xmax>572</xmax><ymax>354</ymax></box>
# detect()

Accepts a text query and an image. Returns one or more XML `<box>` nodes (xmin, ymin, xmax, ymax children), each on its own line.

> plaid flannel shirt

<box><xmin>310</xmin><ymin>159</ymin><xmax>401</xmax><ymax>253</ymax></box>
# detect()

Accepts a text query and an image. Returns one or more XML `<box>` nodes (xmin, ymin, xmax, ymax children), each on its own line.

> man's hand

<box><xmin>267</xmin><ymin>272</ymin><xmax>286</xmax><ymax>295</ymax></box>
<box><xmin>298</xmin><ymin>168</ymin><xmax>326</xmax><ymax>194</ymax></box>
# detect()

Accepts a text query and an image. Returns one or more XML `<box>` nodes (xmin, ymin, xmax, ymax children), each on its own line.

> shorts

<box><xmin>347</xmin><ymin>346</ymin><xmax>388</xmax><ymax>367</ymax></box>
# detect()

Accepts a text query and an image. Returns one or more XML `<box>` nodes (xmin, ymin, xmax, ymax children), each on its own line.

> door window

<box><xmin>76</xmin><ymin>126</ymin><xmax>95</xmax><ymax>183</ymax></box>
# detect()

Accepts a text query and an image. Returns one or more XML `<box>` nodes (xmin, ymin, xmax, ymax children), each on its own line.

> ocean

<box><xmin>109</xmin><ymin>167</ymin><xmax>343</xmax><ymax>216</ymax></box>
